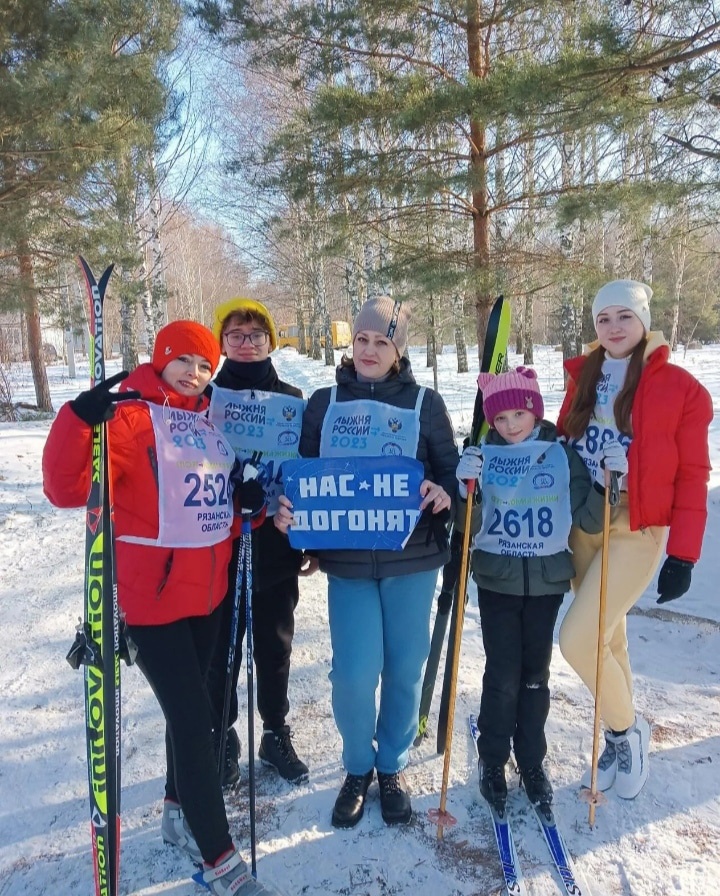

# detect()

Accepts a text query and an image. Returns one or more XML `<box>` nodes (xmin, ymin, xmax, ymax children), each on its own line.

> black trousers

<box><xmin>128</xmin><ymin>604</ymin><xmax>232</xmax><ymax>865</ymax></box>
<box><xmin>476</xmin><ymin>589</ymin><xmax>563</xmax><ymax>770</ymax></box>
<box><xmin>206</xmin><ymin>536</ymin><xmax>299</xmax><ymax>733</ymax></box>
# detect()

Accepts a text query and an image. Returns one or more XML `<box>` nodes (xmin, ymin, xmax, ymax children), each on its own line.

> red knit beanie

<box><xmin>477</xmin><ymin>366</ymin><xmax>544</xmax><ymax>424</ymax></box>
<box><xmin>152</xmin><ymin>320</ymin><xmax>221</xmax><ymax>374</ymax></box>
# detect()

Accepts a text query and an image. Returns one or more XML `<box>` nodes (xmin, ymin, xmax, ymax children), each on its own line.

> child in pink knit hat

<box><xmin>456</xmin><ymin>365</ymin><xmax>622</xmax><ymax>814</ymax></box>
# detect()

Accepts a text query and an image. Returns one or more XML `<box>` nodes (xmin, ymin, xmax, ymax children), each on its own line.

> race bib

<box><xmin>208</xmin><ymin>386</ymin><xmax>305</xmax><ymax>515</ymax></box>
<box><xmin>567</xmin><ymin>357</ymin><xmax>632</xmax><ymax>486</ymax></box>
<box><xmin>118</xmin><ymin>403</ymin><xmax>234</xmax><ymax>548</ymax></box>
<box><xmin>475</xmin><ymin>441</ymin><xmax>572</xmax><ymax>558</ymax></box>
<box><xmin>319</xmin><ymin>387</ymin><xmax>425</xmax><ymax>458</ymax></box>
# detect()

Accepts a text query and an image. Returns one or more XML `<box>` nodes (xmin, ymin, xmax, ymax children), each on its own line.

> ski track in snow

<box><xmin>1</xmin><ymin>344</ymin><xmax>719</xmax><ymax>895</ymax></box>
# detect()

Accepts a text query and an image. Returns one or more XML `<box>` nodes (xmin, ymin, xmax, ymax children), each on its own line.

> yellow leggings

<box><xmin>559</xmin><ymin>497</ymin><xmax>666</xmax><ymax>731</ymax></box>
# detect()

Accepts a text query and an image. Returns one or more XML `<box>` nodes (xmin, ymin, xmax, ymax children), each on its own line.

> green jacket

<box><xmin>466</xmin><ymin>421</ymin><xmax>605</xmax><ymax>597</ymax></box>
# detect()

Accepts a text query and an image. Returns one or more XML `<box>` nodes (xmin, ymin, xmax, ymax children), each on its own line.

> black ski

<box><xmin>434</xmin><ymin>295</ymin><xmax>511</xmax><ymax>753</ymax></box>
<box><xmin>66</xmin><ymin>257</ymin><xmax>121</xmax><ymax>896</ymax></box>
<box><xmin>414</xmin><ymin>587</ymin><xmax>453</xmax><ymax>746</ymax></box>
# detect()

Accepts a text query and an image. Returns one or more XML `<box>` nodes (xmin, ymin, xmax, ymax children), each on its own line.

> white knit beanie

<box><xmin>352</xmin><ymin>297</ymin><xmax>409</xmax><ymax>356</ymax></box>
<box><xmin>591</xmin><ymin>280</ymin><xmax>652</xmax><ymax>333</ymax></box>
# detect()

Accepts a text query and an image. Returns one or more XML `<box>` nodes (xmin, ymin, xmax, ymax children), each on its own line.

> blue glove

<box><xmin>599</xmin><ymin>438</ymin><xmax>628</xmax><ymax>475</ymax></box>
<box><xmin>657</xmin><ymin>556</ymin><xmax>694</xmax><ymax>604</ymax></box>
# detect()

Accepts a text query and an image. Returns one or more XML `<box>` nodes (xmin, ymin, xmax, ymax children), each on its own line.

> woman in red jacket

<box><xmin>43</xmin><ymin>320</ymin><xmax>277</xmax><ymax>896</ymax></box>
<box><xmin>557</xmin><ymin>280</ymin><xmax>712</xmax><ymax>801</ymax></box>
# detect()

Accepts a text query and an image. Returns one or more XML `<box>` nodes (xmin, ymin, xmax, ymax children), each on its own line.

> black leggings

<box><xmin>477</xmin><ymin>589</ymin><xmax>563</xmax><ymax>769</ymax></box>
<box><xmin>128</xmin><ymin>604</ymin><xmax>232</xmax><ymax>864</ymax></box>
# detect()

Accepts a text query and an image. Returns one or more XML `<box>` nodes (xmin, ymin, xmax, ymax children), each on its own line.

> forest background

<box><xmin>2</xmin><ymin>0</ymin><xmax>720</xmax><ymax>414</ymax></box>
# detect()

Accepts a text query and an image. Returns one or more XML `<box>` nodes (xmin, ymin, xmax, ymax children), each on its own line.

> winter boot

<box><xmin>258</xmin><ymin>726</ymin><xmax>309</xmax><ymax>784</ymax></box>
<box><xmin>520</xmin><ymin>765</ymin><xmax>553</xmax><ymax>806</ymax></box>
<box><xmin>202</xmin><ymin>849</ymin><xmax>279</xmax><ymax>895</ymax></box>
<box><xmin>581</xmin><ymin>731</ymin><xmax>618</xmax><ymax>792</ymax></box>
<box><xmin>161</xmin><ymin>800</ymin><xmax>203</xmax><ymax>865</ymax></box>
<box><xmin>614</xmin><ymin>715</ymin><xmax>651</xmax><ymax>800</ymax></box>
<box><xmin>377</xmin><ymin>771</ymin><xmax>412</xmax><ymax>825</ymax></box>
<box><xmin>222</xmin><ymin>727</ymin><xmax>241</xmax><ymax>789</ymax></box>
<box><xmin>479</xmin><ymin>761</ymin><xmax>508</xmax><ymax>814</ymax></box>
<box><xmin>331</xmin><ymin>770</ymin><xmax>374</xmax><ymax>828</ymax></box>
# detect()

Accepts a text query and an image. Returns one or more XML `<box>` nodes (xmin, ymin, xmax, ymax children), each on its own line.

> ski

<box><xmin>470</xmin><ymin>293</ymin><xmax>512</xmax><ymax>445</ymax></box>
<box><xmin>414</xmin><ymin>587</ymin><xmax>453</xmax><ymax>746</ymax></box>
<box><xmin>469</xmin><ymin>715</ymin><xmax>527</xmax><ymax>895</ymax></box>
<box><xmin>66</xmin><ymin>257</ymin><xmax>122</xmax><ymax>896</ymax></box>
<box><xmin>434</xmin><ymin>295</ymin><xmax>511</xmax><ymax>753</ymax></box>
<box><xmin>529</xmin><ymin>802</ymin><xmax>592</xmax><ymax>896</ymax></box>
<box><xmin>469</xmin><ymin>715</ymin><xmax>591</xmax><ymax>896</ymax></box>
<box><xmin>488</xmin><ymin>805</ymin><xmax>527</xmax><ymax>896</ymax></box>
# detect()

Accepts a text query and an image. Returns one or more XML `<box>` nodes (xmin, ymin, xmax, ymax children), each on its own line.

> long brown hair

<box><xmin>563</xmin><ymin>337</ymin><xmax>647</xmax><ymax>438</ymax></box>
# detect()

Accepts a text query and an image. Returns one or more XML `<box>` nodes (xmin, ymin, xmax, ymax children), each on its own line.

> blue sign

<box><xmin>281</xmin><ymin>455</ymin><xmax>425</xmax><ymax>551</ymax></box>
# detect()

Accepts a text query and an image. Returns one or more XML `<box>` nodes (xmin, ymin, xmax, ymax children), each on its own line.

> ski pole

<box><xmin>586</xmin><ymin>470</ymin><xmax>619</xmax><ymax>826</ymax></box>
<box><xmin>430</xmin><ymin>480</ymin><xmax>475</xmax><ymax>839</ymax></box>
<box><xmin>243</xmin><ymin>518</ymin><xmax>257</xmax><ymax>875</ymax></box>
<box><xmin>217</xmin><ymin>537</ymin><xmax>244</xmax><ymax>780</ymax></box>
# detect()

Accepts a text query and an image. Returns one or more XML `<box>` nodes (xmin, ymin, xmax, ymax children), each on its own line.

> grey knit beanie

<box><xmin>352</xmin><ymin>297</ymin><xmax>409</xmax><ymax>356</ymax></box>
<box><xmin>591</xmin><ymin>280</ymin><xmax>652</xmax><ymax>333</ymax></box>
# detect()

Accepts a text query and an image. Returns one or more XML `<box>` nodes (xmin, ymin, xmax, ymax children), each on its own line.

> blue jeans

<box><xmin>327</xmin><ymin>569</ymin><xmax>438</xmax><ymax>775</ymax></box>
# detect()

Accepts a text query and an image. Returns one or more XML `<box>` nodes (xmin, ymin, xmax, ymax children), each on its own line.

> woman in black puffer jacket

<box><xmin>276</xmin><ymin>297</ymin><xmax>458</xmax><ymax>829</ymax></box>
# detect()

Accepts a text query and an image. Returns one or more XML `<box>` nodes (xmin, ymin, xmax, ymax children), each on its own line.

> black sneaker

<box><xmin>258</xmin><ymin>726</ymin><xmax>309</xmax><ymax>784</ymax></box>
<box><xmin>479</xmin><ymin>761</ymin><xmax>508</xmax><ymax>813</ymax></box>
<box><xmin>377</xmin><ymin>771</ymin><xmax>412</xmax><ymax>825</ymax></box>
<box><xmin>331</xmin><ymin>771</ymin><xmax>374</xmax><ymax>828</ymax></box>
<box><xmin>520</xmin><ymin>764</ymin><xmax>553</xmax><ymax>806</ymax></box>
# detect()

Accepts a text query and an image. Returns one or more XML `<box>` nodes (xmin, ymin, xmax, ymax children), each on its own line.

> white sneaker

<box><xmin>614</xmin><ymin>715</ymin><xmax>651</xmax><ymax>800</ymax></box>
<box><xmin>161</xmin><ymin>800</ymin><xmax>202</xmax><ymax>865</ymax></box>
<box><xmin>203</xmin><ymin>849</ymin><xmax>281</xmax><ymax>895</ymax></box>
<box><xmin>581</xmin><ymin>732</ymin><xmax>618</xmax><ymax>791</ymax></box>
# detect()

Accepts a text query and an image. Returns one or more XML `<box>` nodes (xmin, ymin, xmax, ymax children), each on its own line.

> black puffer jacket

<box><xmin>299</xmin><ymin>357</ymin><xmax>459</xmax><ymax>579</ymax></box>
<box><xmin>209</xmin><ymin>358</ymin><xmax>304</xmax><ymax>589</ymax></box>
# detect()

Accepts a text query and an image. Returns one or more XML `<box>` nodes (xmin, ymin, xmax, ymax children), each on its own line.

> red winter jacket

<box><xmin>557</xmin><ymin>333</ymin><xmax>713</xmax><ymax>563</ymax></box>
<box><xmin>42</xmin><ymin>364</ymin><xmax>239</xmax><ymax>626</ymax></box>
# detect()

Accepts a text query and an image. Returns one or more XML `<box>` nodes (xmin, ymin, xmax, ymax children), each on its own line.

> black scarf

<box><xmin>213</xmin><ymin>358</ymin><xmax>278</xmax><ymax>392</ymax></box>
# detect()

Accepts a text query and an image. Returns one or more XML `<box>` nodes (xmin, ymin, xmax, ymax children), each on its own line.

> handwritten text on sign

<box><xmin>281</xmin><ymin>456</ymin><xmax>425</xmax><ymax>551</ymax></box>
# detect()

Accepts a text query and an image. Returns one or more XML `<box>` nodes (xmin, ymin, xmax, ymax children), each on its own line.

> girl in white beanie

<box><xmin>557</xmin><ymin>279</ymin><xmax>712</xmax><ymax>800</ymax></box>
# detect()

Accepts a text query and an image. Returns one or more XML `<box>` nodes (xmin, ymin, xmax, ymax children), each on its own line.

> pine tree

<box><xmin>0</xmin><ymin>0</ymin><xmax>180</xmax><ymax>406</ymax></box>
<box><xmin>196</xmin><ymin>0</ymin><xmax>720</xmax><ymax>360</ymax></box>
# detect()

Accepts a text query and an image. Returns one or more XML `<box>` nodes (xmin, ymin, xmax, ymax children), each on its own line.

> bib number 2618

<box><xmin>487</xmin><ymin>506</ymin><xmax>553</xmax><ymax>538</ymax></box>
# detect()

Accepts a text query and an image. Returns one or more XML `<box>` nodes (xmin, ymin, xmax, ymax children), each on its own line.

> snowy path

<box><xmin>1</xmin><ymin>344</ymin><xmax>719</xmax><ymax>895</ymax></box>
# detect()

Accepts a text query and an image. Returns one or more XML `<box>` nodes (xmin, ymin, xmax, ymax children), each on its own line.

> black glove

<box><xmin>230</xmin><ymin>463</ymin><xmax>266</xmax><ymax>517</ymax></box>
<box><xmin>424</xmin><ymin>507</ymin><xmax>451</xmax><ymax>552</ymax></box>
<box><xmin>657</xmin><ymin>556</ymin><xmax>694</xmax><ymax>604</ymax></box>
<box><xmin>70</xmin><ymin>371</ymin><xmax>140</xmax><ymax>425</ymax></box>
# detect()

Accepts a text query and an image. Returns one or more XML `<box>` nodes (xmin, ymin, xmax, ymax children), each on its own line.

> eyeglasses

<box><xmin>223</xmin><ymin>330</ymin><xmax>269</xmax><ymax>347</ymax></box>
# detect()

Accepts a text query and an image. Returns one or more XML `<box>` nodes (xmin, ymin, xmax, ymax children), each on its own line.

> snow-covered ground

<box><xmin>1</xmin><ymin>342</ymin><xmax>719</xmax><ymax>896</ymax></box>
